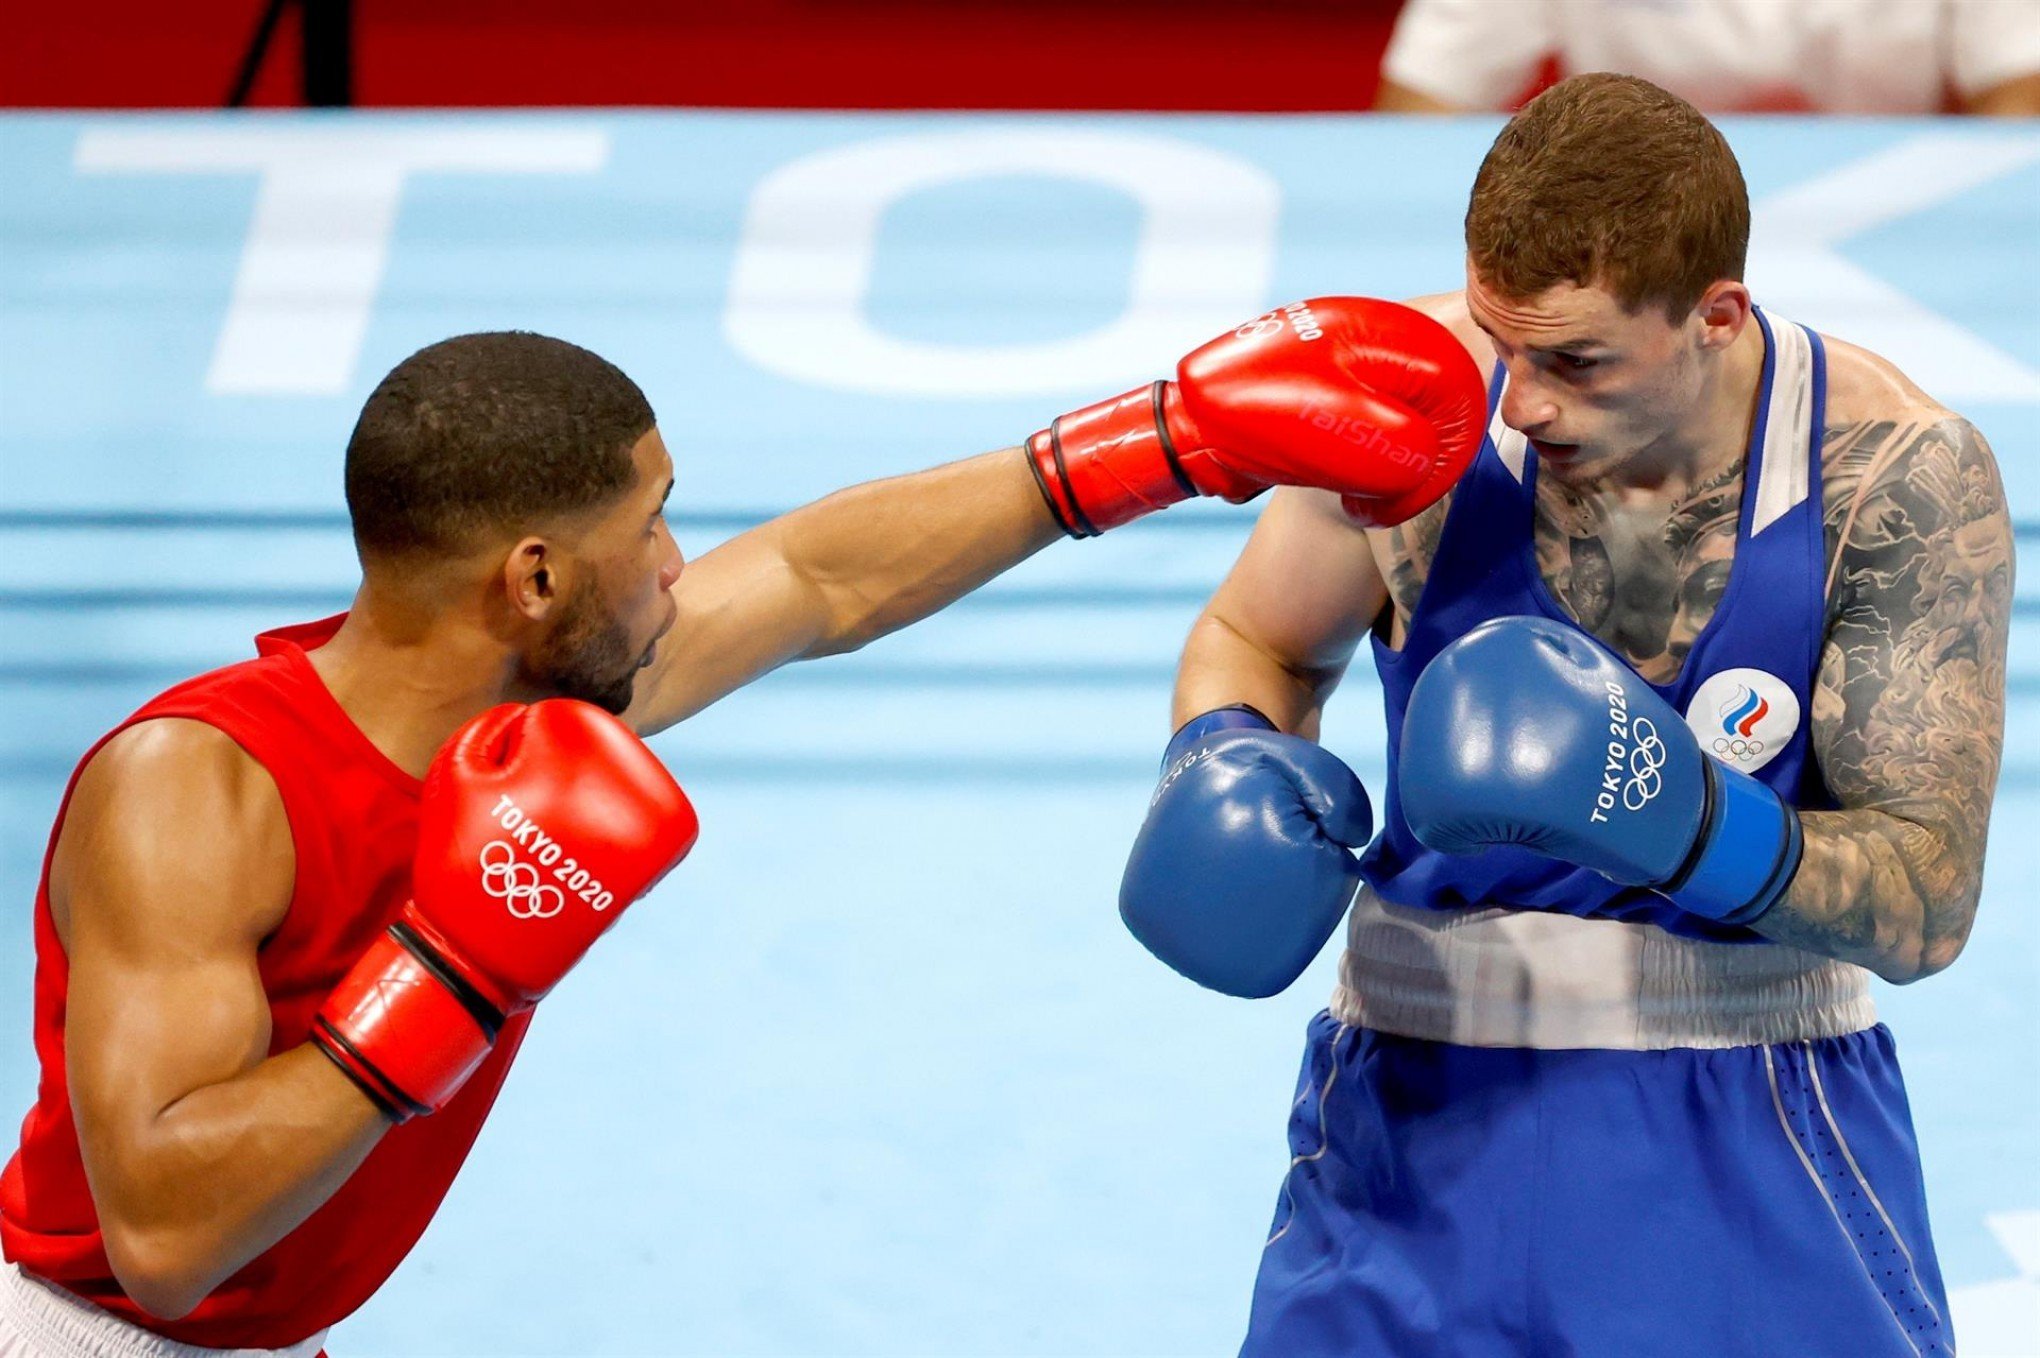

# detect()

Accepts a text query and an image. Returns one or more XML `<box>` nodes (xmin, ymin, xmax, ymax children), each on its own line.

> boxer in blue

<box><xmin>1120</xmin><ymin>74</ymin><xmax>2012</xmax><ymax>1355</ymax></box>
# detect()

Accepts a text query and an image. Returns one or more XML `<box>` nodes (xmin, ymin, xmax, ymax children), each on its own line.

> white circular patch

<box><xmin>1683</xmin><ymin>667</ymin><xmax>1801</xmax><ymax>775</ymax></box>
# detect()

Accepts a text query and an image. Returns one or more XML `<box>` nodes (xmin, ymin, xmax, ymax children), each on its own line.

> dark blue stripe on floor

<box><xmin>4</xmin><ymin>662</ymin><xmax>2040</xmax><ymax>692</ymax></box>
<box><xmin>0</xmin><ymin>585</ymin><xmax>1217</xmax><ymax>611</ymax></box>
<box><xmin>0</xmin><ymin>507</ymin><xmax>1254</xmax><ymax>534</ymax></box>
<box><xmin>0</xmin><ymin>505</ymin><xmax>2033</xmax><ymax>538</ymax></box>
<box><xmin>7</xmin><ymin>589</ymin><xmax>2040</xmax><ymax>614</ymax></box>
<box><xmin>0</xmin><ymin>660</ymin><xmax>1183</xmax><ymax>686</ymax></box>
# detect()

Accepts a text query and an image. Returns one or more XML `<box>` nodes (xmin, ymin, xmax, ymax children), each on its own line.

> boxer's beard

<box><xmin>522</xmin><ymin>577</ymin><xmax>640</xmax><ymax>715</ymax></box>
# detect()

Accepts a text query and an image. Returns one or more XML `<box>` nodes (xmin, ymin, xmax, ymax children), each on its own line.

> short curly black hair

<box><xmin>345</xmin><ymin>331</ymin><xmax>655</xmax><ymax>561</ymax></box>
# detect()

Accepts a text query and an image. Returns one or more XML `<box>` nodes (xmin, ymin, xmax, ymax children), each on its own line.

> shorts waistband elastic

<box><xmin>0</xmin><ymin>1263</ymin><xmax>326</xmax><ymax>1358</ymax></box>
<box><xmin>1331</xmin><ymin>887</ymin><xmax>1876</xmax><ymax>1050</ymax></box>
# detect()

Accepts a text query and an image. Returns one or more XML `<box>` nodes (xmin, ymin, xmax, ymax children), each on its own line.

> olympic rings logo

<box><xmin>1622</xmin><ymin>719</ymin><xmax>1667</xmax><ymax>810</ymax></box>
<box><xmin>1234</xmin><ymin>316</ymin><xmax>1284</xmax><ymax>341</ymax></box>
<box><xmin>479</xmin><ymin>841</ymin><xmax>565</xmax><ymax>920</ymax></box>
<box><xmin>1712</xmin><ymin>736</ymin><xmax>1766</xmax><ymax>761</ymax></box>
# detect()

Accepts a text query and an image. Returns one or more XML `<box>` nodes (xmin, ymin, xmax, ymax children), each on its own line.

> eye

<box><xmin>1558</xmin><ymin>353</ymin><xmax>1598</xmax><ymax>371</ymax></box>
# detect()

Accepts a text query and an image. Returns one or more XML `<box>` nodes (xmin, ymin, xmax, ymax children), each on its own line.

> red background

<box><xmin>1</xmin><ymin>1</ymin><xmax>1409</xmax><ymax>110</ymax></box>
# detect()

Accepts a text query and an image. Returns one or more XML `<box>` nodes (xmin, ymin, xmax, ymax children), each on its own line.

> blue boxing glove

<box><xmin>1120</xmin><ymin>706</ymin><xmax>1373</xmax><ymax>998</ymax></box>
<box><xmin>1401</xmin><ymin>615</ymin><xmax>1802</xmax><ymax>925</ymax></box>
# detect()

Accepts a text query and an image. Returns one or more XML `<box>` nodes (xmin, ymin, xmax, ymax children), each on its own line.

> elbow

<box><xmin>809</xmin><ymin>584</ymin><xmax>895</xmax><ymax>660</ymax></box>
<box><xmin>1876</xmin><ymin>902</ymin><xmax>1979</xmax><ymax>986</ymax></box>
<box><xmin>820</xmin><ymin>610</ymin><xmax>882</xmax><ymax>658</ymax></box>
<box><xmin>1873</xmin><ymin>956</ymin><xmax>1936</xmax><ymax>986</ymax></box>
<box><xmin>1878</xmin><ymin>939</ymin><xmax>1969</xmax><ymax>986</ymax></box>
<box><xmin>102</xmin><ymin>1221</ymin><xmax>218</xmax><ymax>1322</ymax></box>
<box><xmin>783</xmin><ymin>555</ymin><xmax>885</xmax><ymax>661</ymax></box>
<box><xmin>807</xmin><ymin>611</ymin><xmax>877</xmax><ymax>660</ymax></box>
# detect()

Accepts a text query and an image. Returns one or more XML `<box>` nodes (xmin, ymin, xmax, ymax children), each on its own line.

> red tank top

<box><xmin>0</xmin><ymin>616</ymin><xmax>531</xmax><ymax>1349</ymax></box>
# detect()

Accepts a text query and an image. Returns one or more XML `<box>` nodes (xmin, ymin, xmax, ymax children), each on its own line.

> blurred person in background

<box><xmin>1375</xmin><ymin>0</ymin><xmax>2040</xmax><ymax>114</ymax></box>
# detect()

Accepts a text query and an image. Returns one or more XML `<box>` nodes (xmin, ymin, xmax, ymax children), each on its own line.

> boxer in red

<box><xmin>0</xmin><ymin>307</ymin><xmax>1485</xmax><ymax>1355</ymax></box>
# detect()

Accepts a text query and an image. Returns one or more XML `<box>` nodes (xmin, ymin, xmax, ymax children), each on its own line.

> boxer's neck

<box><xmin>308</xmin><ymin>589</ymin><xmax>517</xmax><ymax>780</ymax></box>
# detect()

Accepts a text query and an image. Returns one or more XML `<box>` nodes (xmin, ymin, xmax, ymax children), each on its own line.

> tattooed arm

<box><xmin>1750</xmin><ymin>413</ymin><xmax>2014</xmax><ymax>982</ymax></box>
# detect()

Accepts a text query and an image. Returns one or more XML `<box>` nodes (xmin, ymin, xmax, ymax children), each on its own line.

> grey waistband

<box><xmin>0</xmin><ymin>1263</ymin><xmax>326</xmax><ymax>1358</ymax></box>
<box><xmin>1331</xmin><ymin>886</ymin><xmax>1876</xmax><ymax>1050</ymax></box>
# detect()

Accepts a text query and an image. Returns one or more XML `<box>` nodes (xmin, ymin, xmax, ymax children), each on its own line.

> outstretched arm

<box><xmin>1751</xmin><ymin>413</ymin><xmax>2014</xmax><ymax>981</ymax></box>
<box><xmin>627</xmin><ymin>296</ymin><xmax>1487</xmax><ymax>735</ymax></box>
<box><xmin>626</xmin><ymin>448</ymin><xmax>1060</xmax><ymax>734</ymax></box>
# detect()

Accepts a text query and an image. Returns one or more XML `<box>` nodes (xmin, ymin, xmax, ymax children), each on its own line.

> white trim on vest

<box><xmin>1486</xmin><ymin>387</ymin><xmax>1528</xmax><ymax>483</ymax></box>
<box><xmin>1752</xmin><ymin>314</ymin><xmax>1815</xmax><ymax>536</ymax></box>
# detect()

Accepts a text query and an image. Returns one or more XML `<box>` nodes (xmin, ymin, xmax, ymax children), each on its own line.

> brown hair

<box><xmin>1464</xmin><ymin>73</ymin><xmax>1749</xmax><ymax>320</ymax></box>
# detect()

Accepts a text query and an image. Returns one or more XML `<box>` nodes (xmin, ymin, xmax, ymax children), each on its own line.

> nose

<box><xmin>1499</xmin><ymin>368</ymin><xmax>1559</xmax><ymax>436</ymax></box>
<box><xmin>658</xmin><ymin>545</ymin><xmax>684</xmax><ymax>593</ymax></box>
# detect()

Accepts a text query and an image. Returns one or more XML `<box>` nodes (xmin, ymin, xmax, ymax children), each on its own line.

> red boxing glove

<box><xmin>313</xmin><ymin>701</ymin><xmax>698</xmax><ymax>1121</ymax></box>
<box><xmin>1027</xmin><ymin>297</ymin><xmax>1486</xmax><ymax>536</ymax></box>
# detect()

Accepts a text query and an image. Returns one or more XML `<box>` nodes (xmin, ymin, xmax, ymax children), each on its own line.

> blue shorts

<box><xmin>1243</xmin><ymin>1012</ymin><xmax>1951</xmax><ymax>1357</ymax></box>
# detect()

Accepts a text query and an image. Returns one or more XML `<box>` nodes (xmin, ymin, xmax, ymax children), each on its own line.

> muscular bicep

<box><xmin>57</xmin><ymin>721</ymin><xmax>295</xmax><ymax>1202</ymax></box>
<box><xmin>1203</xmin><ymin>488</ymin><xmax>1389</xmax><ymax>678</ymax></box>
<box><xmin>1812</xmin><ymin>414</ymin><xmax>2013</xmax><ymax>853</ymax></box>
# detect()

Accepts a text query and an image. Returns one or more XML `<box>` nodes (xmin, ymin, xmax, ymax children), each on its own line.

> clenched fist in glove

<box><xmin>1120</xmin><ymin>706</ymin><xmax>1373</xmax><ymax>999</ymax></box>
<box><xmin>1028</xmin><ymin>297</ymin><xmax>1486</xmax><ymax>537</ymax></box>
<box><xmin>313</xmin><ymin>701</ymin><xmax>698</xmax><ymax>1121</ymax></box>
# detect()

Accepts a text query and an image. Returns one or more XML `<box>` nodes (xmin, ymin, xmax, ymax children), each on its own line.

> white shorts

<box><xmin>0</xmin><ymin>1264</ymin><xmax>326</xmax><ymax>1358</ymax></box>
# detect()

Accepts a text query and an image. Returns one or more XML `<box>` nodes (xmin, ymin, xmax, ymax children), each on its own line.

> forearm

<box><xmin>1749</xmin><ymin>808</ymin><xmax>1980</xmax><ymax>984</ymax></box>
<box><xmin>1965</xmin><ymin>72</ymin><xmax>2040</xmax><ymax>115</ymax></box>
<box><xmin>777</xmin><ymin>447</ymin><xmax>1061</xmax><ymax>658</ymax></box>
<box><xmin>1373</xmin><ymin>76</ymin><xmax>1465</xmax><ymax>113</ymax></box>
<box><xmin>1764</xmin><ymin>412</ymin><xmax>2009</xmax><ymax>982</ymax></box>
<box><xmin>92</xmin><ymin>1046</ymin><xmax>386</xmax><ymax>1319</ymax></box>
<box><xmin>1174</xmin><ymin>611</ymin><xmax>1341</xmax><ymax>739</ymax></box>
<box><xmin>630</xmin><ymin>448</ymin><xmax>1061</xmax><ymax>732</ymax></box>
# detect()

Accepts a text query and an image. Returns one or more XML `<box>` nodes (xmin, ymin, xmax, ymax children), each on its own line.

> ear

<box><xmin>501</xmin><ymin>536</ymin><xmax>567</xmax><ymax>622</ymax></box>
<box><xmin>1692</xmin><ymin>280</ymin><xmax>1753</xmax><ymax>353</ymax></box>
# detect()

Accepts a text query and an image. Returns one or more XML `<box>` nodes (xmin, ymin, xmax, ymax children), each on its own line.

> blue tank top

<box><xmin>1360</xmin><ymin>309</ymin><xmax>1833</xmax><ymax>941</ymax></box>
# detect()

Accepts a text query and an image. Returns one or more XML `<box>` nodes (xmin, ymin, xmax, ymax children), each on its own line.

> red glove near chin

<box><xmin>313</xmin><ymin>701</ymin><xmax>698</xmax><ymax>1121</ymax></box>
<box><xmin>1027</xmin><ymin>297</ymin><xmax>1487</xmax><ymax>536</ymax></box>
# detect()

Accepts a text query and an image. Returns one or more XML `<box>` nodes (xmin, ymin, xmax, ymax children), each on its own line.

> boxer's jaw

<box><xmin>517</xmin><ymin>571</ymin><xmax>640</xmax><ymax>714</ymax></box>
<box><xmin>532</xmin><ymin>429</ymin><xmax>684</xmax><ymax>711</ymax></box>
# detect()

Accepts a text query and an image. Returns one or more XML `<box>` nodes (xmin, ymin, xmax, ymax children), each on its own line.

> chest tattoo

<box><xmin>1531</xmin><ymin>458</ymin><xmax>1744</xmax><ymax>683</ymax></box>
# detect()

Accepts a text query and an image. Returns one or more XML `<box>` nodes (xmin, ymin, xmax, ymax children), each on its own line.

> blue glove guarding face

<box><xmin>1119</xmin><ymin>706</ymin><xmax>1373</xmax><ymax>998</ymax></box>
<box><xmin>1400</xmin><ymin>615</ymin><xmax>1802</xmax><ymax>925</ymax></box>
